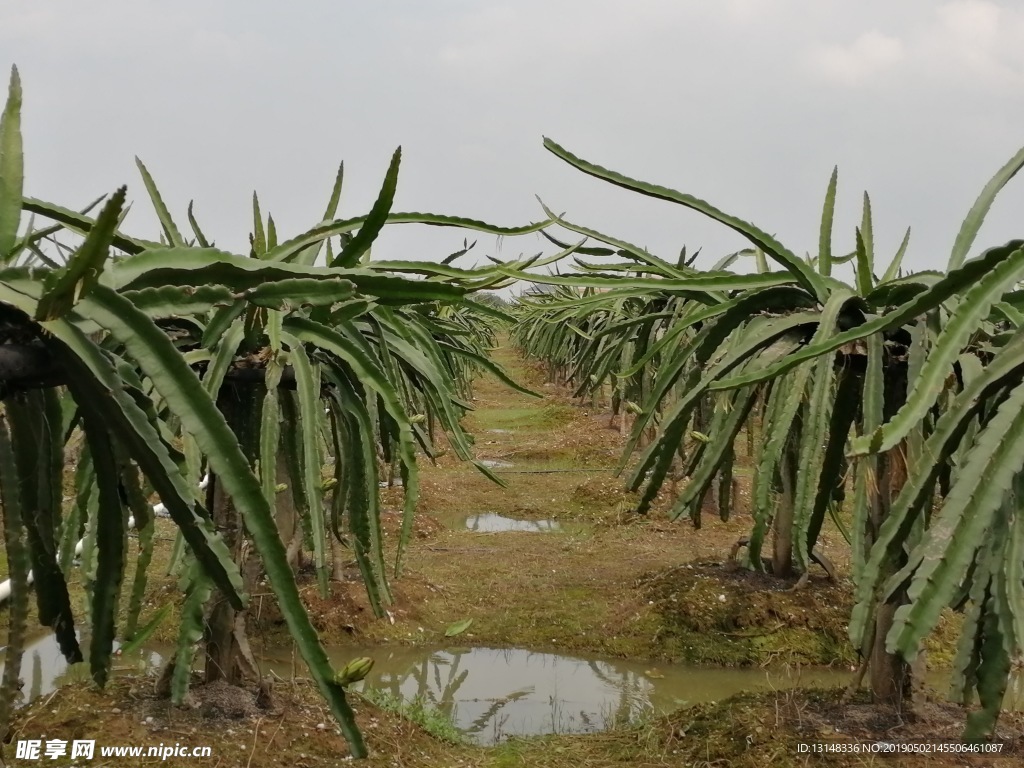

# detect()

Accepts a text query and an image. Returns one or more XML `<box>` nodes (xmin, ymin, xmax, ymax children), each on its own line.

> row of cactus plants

<box><xmin>513</xmin><ymin>136</ymin><xmax>1024</xmax><ymax>740</ymax></box>
<box><xmin>0</xmin><ymin>66</ymin><xmax>541</xmax><ymax>758</ymax></box>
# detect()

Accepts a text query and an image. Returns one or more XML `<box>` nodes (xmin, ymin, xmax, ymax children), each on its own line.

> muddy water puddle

<box><xmin>7</xmin><ymin>636</ymin><xmax>1024</xmax><ymax>746</ymax></box>
<box><xmin>0</xmin><ymin>633</ymin><xmax>168</xmax><ymax>703</ymax></box>
<box><xmin>464</xmin><ymin>513</ymin><xmax>563</xmax><ymax>533</ymax></box>
<box><xmin>275</xmin><ymin>646</ymin><xmax>1024</xmax><ymax>745</ymax></box>
<box><xmin>335</xmin><ymin>646</ymin><xmax>852</xmax><ymax>744</ymax></box>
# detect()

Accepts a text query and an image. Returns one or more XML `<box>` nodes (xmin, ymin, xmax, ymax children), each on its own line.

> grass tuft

<box><xmin>357</xmin><ymin>687</ymin><xmax>466</xmax><ymax>745</ymax></box>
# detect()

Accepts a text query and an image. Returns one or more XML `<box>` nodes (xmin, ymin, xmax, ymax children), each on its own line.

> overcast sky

<box><xmin>3</xmin><ymin>0</ymin><xmax>1023</xmax><ymax>283</ymax></box>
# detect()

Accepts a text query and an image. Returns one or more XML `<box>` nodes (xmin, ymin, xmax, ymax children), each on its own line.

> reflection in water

<box><xmin>28</xmin><ymin>653</ymin><xmax>41</xmax><ymax>703</ymax></box>
<box><xmin>333</xmin><ymin>648</ymin><xmax>1024</xmax><ymax>745</ymax></box>
<box><xmin>336</xmin><ymin>647</ymin><xmax>852</xmax><ymax>744</ymax></box>
<box><xmin>7</xmin><ymin>634</ymin><xmax>1024</xmax><ymax>746</ymax></box>
<box><xmin>0</xmin><ymin>633</ymin><xmax>166</xmax><ymax>706</ymax></box>
<box><xmin>464</xmin><ymin>514</ymin><xmax>561</xmax><ymax>533</ymax></box>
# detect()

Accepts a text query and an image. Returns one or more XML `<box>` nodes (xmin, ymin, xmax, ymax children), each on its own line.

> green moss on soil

<box><xmin>467</xmin><ymin>403</ymin><xmax>577</xmax><ymax>433</ymax></box>
<box><xmin>643</xmin><ymin>563</ymin><xmax>856</xmax><ymax>667</ymax></box>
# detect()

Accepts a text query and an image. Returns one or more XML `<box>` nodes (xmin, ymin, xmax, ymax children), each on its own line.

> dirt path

<box><xmin>244</xmin><ymin>337</ymin><xmax>946</xmax><ymax>671</ymax></box>
<box><xmin>322</xmin><ymin>339</ymin><xmax>761</xmax><ymax>660</ymax></box>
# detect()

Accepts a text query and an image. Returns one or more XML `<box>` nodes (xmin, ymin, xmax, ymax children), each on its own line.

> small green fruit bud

<box><xmin>334</xmin><ymin>656</ymin><xmax>374</xmax><ymax>687</ymax></box>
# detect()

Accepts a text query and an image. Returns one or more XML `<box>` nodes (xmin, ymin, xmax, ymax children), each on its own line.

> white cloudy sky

<box><xmin>2</xmin><ymin>0</ymin><xmax>1023</xmax><ymax>280</ymax></box>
